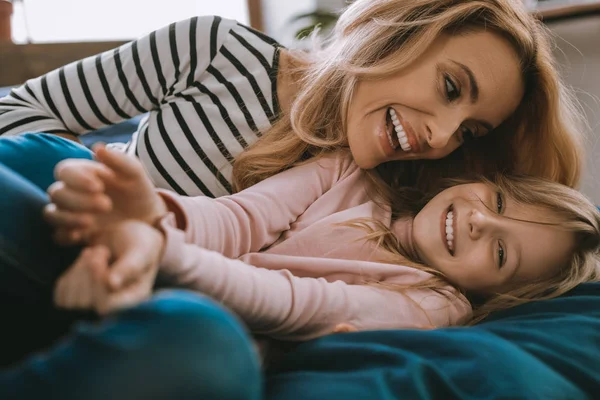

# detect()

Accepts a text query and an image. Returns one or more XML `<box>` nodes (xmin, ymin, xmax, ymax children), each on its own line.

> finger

<box><xmin>87</xmin><ymin>246</ymin><xmax>112</xmax><ymax>313</ymax></box>
<box><xmin>54</xmin><ymin>248</ymin><xmax>90</xmax><ymax>308</ymax></box>
<box><xmin>54</xmin><ymin>159</ymin><xmax>114</xmax><ymax>192</ymax></box>
<box><xmin>94</xmin><ymin>145</ymin><xmax>144</xmax><ymax>180</ymax></box>
<box><xmin>107</xmin><ymin>249</ymin><xmax>150</xmax><ymax>291</ymax></box>
<box><xmin>48</xmin><ymin>182</ymin><xmax>112</xmax><ymax>213</ymax></box>
<box><xmin>53</xmin><ymin>273</ymin><xmax>68</xmax><ymax>308</ymax></box>
<box><xmin>87</xmin><ymin>245</ymin><xmax>111</xmax><ymax>285</ymax></box>
<box><xmin>44</xmin><ymin>203</ymin><xmax>96</xmax><ymax>229</ymax></box>
<box><xmin>53</xmin><ymin>228</ymin><xmax>87</xmax><ymax>247</ymax></box>
<box><xmin>99</xmin><ymin>281</ymin><xmax>152</xmax><ymax>315</ymax></box>
<box><xmin>70</xmin><ymin>260</ymin><xmax>93</xmax><ymax>309</ymax></box>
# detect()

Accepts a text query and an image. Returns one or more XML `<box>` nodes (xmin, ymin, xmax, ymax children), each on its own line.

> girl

<box><xmin>0</xmin><ymin>0</ymin><xmax>585</xmax><ymax>198</ymax></box>
<box><xmin>48</xmin><ymin>146</ymin><xmax>600</xmax><ymax>337</ymax></box>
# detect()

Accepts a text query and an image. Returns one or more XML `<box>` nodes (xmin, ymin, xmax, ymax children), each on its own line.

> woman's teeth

<box><xmin>389</xmin><ymin>108</ymin><xmax>411</xmax><ymax>152</ymax></box>
<box><xmin>445</xmin><ymin>209</ymin><xmax>454</xmax><ymax>252</ymax></box>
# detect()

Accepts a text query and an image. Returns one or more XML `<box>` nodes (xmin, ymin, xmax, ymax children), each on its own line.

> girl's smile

<box><xmin>412</xmin><ymin>183</ymin><xmax>576</xmax><ymax>294</ymax></box>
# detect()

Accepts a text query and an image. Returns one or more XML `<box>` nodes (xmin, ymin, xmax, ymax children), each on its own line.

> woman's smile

<box><xmin>347</xmin><ymin>30</ymin><xmax>524</xmax><ymax>170</ymax></box>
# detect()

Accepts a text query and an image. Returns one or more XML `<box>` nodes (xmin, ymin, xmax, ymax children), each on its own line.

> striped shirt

<box><xmin>0</xmin><ymin>16</ymin><xmax>282</xmax><ymax>197</ymax></box>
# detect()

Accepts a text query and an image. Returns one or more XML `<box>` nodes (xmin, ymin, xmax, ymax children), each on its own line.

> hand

<box><xmin>45</xmin><ymin>143</ymin><xmax>167</xmax><ymax>245</ymax></box>
<box><xmin>54</xmin><ymin>220</ymin><xmax>165</xmax><ymax>315</ymax></box>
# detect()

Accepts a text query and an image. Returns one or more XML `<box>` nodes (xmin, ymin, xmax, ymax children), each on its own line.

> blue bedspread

<box><xmin>266</xmin><ymin>282</ymin><xmax>600</xmax><ymax>399</ymax></box>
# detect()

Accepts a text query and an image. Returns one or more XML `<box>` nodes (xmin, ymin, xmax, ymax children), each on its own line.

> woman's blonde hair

<box><xmin>358</xmin><ymin>174</ymin><xmax>600</xmax><ymax>324</ymax></box>
<box><xmin>233</xmin><ymin>0</ymin><xmax>585</xmax><ymax>192</ymax></box>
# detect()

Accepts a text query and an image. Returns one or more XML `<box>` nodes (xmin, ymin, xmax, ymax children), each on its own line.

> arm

<box><xmin>0</xmin><ymin>16</ymin><xmax>233</xmax><ymax>138</ymax></box>
<box><xmin>158</xmin><ymin>224</ymin><xmax>471</xmax><ymax>340</ymax></box>
<box><xmin>157</xmin><ymin>155</ymin><xmax>354</xmax><ymax>259</ymax></box>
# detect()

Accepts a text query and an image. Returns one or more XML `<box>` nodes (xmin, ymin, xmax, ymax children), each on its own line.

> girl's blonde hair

<box><xmin>358</xmin><ymin>174</ymin><xmax>600</xmax><ymax>324</ymax></box>
<box><xmin>233</xmin><ymin>0</ymin><xmax>585</xmax><ymax>192</ymax></box>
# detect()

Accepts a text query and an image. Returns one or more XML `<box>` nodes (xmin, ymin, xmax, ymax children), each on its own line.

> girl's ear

<box><xmin>332</xmin><ymin>323</ymin><xmax>359</xmax><ymax>334</ymax></box>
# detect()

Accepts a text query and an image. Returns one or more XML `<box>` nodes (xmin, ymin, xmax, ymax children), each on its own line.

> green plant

<box><xmin>290</xmin><ymin>9</ymin><xmax>341</xmax><ymax>39</ymax></box>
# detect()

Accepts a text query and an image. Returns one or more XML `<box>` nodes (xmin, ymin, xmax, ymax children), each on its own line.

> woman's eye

<box><xmin>445</xmin><ymin>76</ymin><xmax>460</xmax><ymax>102</ymax></box>
<box><xmin>498</xmin><ymin>241</ymin><xmax>505</xmax><ymax>268</ymax></box>
<box><xmin>496</xmin><ymin>192</ymin><xmax>504</xmax><ymax>214</ymax></box>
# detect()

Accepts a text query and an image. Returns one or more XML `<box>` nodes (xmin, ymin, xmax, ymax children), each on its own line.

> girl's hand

<box><xmin>45</xmin><ymin>144</ymin><xmax>167</xmax><ymax>245</ymax></box>
<box><xmin>54</xmin><ymin>220</ymin><xmax>165</xmax><ymax>315</ymax></box>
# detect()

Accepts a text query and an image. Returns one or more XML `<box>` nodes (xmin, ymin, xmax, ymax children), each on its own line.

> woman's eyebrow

<box><xmin>450</xmin><ymin>60</ymin><xmax>479</xmax><ymax>103</ymax></box>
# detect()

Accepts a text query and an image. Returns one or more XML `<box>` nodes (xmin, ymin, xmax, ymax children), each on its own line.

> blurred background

<box><xmin>0</xmin><ymin>0</ymin><xmax>598</xmax><ymax>202</ymax></box>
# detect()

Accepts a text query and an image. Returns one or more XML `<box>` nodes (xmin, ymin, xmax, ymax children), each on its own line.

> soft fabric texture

<box><xmin>0</xmin><ymin>15</ymin><xmax>282</xmax><ymax>198</ymax></box>
<box><xmin>1</xmin><ymin>290</ymin><xmax>262</xmax><ymax>400</ymax></box>
<box><xmin>266</xmin><ymin>282</ymin><xmax>600</xmax><ymax>400</ymax></box>
<box><xmin>156</xmin><ymin>154</ymin><xmax>470</xmax><ymax>340</ymax></box>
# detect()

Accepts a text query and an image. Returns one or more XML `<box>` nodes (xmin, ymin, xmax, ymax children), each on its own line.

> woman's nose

<box><xmin>426</xmin><ymin>114</ymin><xmax>464</xmax><ymax>149</ymax></box>
<box><xmin>426</xmin><ymin>126</ymin><xmax>454</xmax><ymax>149</ymax></box>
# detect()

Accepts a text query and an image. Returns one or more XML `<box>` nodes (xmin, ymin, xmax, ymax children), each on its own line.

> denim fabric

<box><xmin>0</xmin><ymin>133</ymin><xmax>93</xmax><ymax>191</ymax></box>
<box><xmin>1</xmin><ymin>290</ymin><xmax>262</xmax><ymax>400</ymax></box>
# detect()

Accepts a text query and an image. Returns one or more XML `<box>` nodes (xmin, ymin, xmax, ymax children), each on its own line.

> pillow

<box><xmin>266</xmin><ymin>283</ymin><xmax>600</xmax><ymax>400</ymax></box>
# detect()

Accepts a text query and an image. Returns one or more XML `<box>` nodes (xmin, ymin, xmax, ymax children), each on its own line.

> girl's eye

<box><xmin>498</xmin><ymin>241</ymin><xmax>505</xmax><ymax>268</ymax></box>
<box><xmin>445</xmin><ymin>76</ymin><xmax>460</xmax><ymax>102</ymax></box>
<box><xmin>496</xmin><ymin>191</ymin><xmax>504</xmax><ymax>214</ymax></box>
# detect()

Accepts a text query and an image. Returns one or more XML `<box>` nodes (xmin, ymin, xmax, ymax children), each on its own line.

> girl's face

<box><xmin>411</xmin><ymin>183</ymin><xmax>575</xmax><ymax>294</ymax></box>
<box><xmin>346</xmin><ymin>30</ymin><xmax>524</xmax><ymax>169</ymax></box>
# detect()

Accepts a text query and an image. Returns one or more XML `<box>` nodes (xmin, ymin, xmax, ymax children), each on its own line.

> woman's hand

<box><xmin>54</xmin><ymin>220</ymin><xmax>164</xmax><ymax>315</ymax></box>
<box><xmin>45</xmin><ymin>144</ymin><xmax>167</xmax><ymax>245</ymax></box>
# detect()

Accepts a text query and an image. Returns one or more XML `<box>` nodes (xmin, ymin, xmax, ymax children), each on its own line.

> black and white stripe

<box><xmin>0</xmin><ymin>16</ymin><xmax>282</xmax><ymax>197</ymax></box>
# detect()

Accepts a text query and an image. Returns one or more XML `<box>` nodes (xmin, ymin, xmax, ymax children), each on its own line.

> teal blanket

<box><xmin>267</xmin><ymin>283</ymin><xmax>600</xmax><ymax>399</ymax></box>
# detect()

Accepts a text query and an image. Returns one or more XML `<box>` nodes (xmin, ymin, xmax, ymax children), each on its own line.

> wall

<box><xmin>261</xmin><ymin>0</ymin><xmax>317</xmax><ymax>45</ymax></box>
<box><xmin>547</xmin><ymin>15</ymin><xmax>600</xmax><ymax>203</ymax></box>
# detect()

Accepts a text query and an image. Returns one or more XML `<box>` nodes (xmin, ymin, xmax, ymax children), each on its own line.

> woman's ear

<box><xmin>332</xmin><ymin>323</ymin><xmax>359</xmax><ymax>334</ymax></box>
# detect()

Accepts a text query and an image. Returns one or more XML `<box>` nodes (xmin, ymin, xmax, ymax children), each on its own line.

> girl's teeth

<box><xmin>445</xmin><ymin>210</ymin><xmax>454</xmax><ymax>251</ymax></box>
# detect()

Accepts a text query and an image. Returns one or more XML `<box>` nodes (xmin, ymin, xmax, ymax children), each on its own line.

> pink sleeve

<box><xmin>155</xmin><ymin>155</ymin><xmax>353</xmax><ymax>259</ymax></box>
<box><xmin>157</xmin><ymin>221</ymin><xmax>472</xmax><ymax>340</ymax></box>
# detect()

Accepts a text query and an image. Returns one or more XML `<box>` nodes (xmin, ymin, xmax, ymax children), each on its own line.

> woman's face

<box><xmin>346</xmin><ymin>30</ymin><xmax>525</xmax><ymax>169</ymax></box>
<box><xmin>411</xmin><ymin>183</ymin><xmax>575</xmax><ymax>294</ymax></box>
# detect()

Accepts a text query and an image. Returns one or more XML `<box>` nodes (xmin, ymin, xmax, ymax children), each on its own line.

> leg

<box><xmin>0</xmin><ymin>290</ymin><xmax>263</xmax><ymax>400</ymax></box>
<box><xmin>0</xmin><ymin>133</ymin><xmax>94</xmax><ymax>191</ymax></box>
<box><xmin>0</xmin><ymin>133</ymin><xmax>96</xmax><ymax>365</ymax></box>
<box><xmin>0</xmin><ymin>161</ymin><xmax>85</xmax><ymax>366</ymax></box>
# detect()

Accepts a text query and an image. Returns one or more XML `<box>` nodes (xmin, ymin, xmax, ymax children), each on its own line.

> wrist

<box><xmin>155</xmin><ymin>192</ymin><xmax>187</xmax><ymax>230</ymax></box>
<box><xmin>148</xmin><ymin>193</ymin><xmax>169</xmax><ymax>227</ymax></box>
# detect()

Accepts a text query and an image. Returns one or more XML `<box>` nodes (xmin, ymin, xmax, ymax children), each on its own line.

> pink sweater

<box><xmin>157</xmin><ymin>154</ymin><xmax>472</xmax><ymax>340</ymax></box>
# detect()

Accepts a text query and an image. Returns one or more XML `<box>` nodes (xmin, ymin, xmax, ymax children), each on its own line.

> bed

<box><xmin>1</xmin><ymin>85</ymin><xmax>599</xmax><ymax>399</ymax></box>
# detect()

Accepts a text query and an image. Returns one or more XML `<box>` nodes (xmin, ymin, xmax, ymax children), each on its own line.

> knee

<box><xmin>0</xmin><ymin>133</ymin><xmax>93</xmax><ymax>191</ymax></box>
<box><xmin>111</xmin><ymin>290</ymin><xmax>262</xmax><ymax>400</ymax></box>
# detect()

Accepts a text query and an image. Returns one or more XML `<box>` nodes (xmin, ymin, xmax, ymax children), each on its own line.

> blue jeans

<box><xmin>0</xmin><ymin>134</ymin><xmax>262</xmax><ymax>399</ymax></box>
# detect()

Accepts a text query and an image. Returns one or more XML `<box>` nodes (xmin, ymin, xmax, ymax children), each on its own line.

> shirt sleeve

<box><xmin>0</xmin><ymin>16</ymin><xmax>235</xmax><ymax>137</ymax></box>
<box><xmin>155</xmin><ymin>155</ymin><xmax>354</xmax><ymax>259</ymax></box>
<box><xmin>157</xmin><ymin>222</ymin><xmax>472</xmax><ymax>340</ymax></box>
